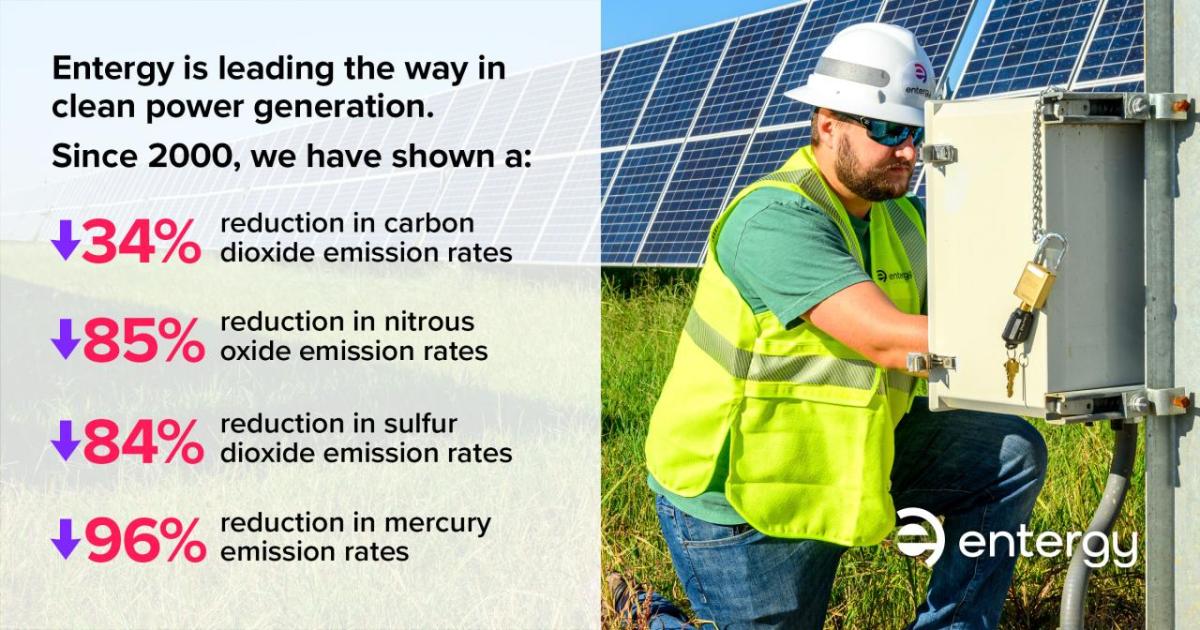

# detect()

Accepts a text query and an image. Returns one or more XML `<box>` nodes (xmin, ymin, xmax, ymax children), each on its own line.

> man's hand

<box><xmin>804</xmin><ymin>281</ymin><xmax>928</xmax><ymax>371</ymax></box>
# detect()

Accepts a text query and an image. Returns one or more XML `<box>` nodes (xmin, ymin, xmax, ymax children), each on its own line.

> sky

<box><xmin>602</xmin><ymin>0</ymin><xmax>794</xmax><ymax>49</ymax></box>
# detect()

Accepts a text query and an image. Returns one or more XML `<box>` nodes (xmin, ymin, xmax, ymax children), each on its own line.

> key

<box><xmin>1004</xmin><ymin>357</ymin><xmax>1019</xmax><ymax>398</ymax></box>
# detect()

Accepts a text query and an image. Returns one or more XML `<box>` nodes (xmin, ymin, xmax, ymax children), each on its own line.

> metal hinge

<box><xmin>1036</xmin><ymin>91</ymin><xmax>1191</xmax><ymax>123</ymax></box>
<box><xmin>1045</xmin><ymin>385</ymin><xmax>1191</xmax><ymax>425</ymax></box>
<box><xmin>906</xmin><ymin>352</ymin><xmax>957</xmax><ymax>373</ymax></box>
<box><xmin>920</xmin><ymin>144</ymin><xmax>957</xmax><ymax>165</ymax></box>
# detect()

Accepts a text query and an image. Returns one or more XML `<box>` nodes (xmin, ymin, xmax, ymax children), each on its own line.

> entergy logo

<box><xmin>913</xmin><ymin>62</ymin><xmax>928</xmax><ymax>83</ymax></box>
<box><xmin>876</xmin><ymin>269</ymin><xmax>914</xmax><ymax>282</ymax></box>
<box><xmin>895</xmin><ymin>507</ymin><xmax>944</xmax><ymax>567</ymax></box>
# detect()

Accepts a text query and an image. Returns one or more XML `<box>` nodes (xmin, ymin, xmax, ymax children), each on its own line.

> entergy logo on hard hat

<box><xmin>913</xmin><ymin>62</ymin><xmax>928</xmax><ymax>83</ymax></box>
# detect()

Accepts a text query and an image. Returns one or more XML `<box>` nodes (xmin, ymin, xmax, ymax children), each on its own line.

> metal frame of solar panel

<box><xmin>599</xmin><ymin>0</ymin><xmax>981</xmax><ymax>267</ymax></box>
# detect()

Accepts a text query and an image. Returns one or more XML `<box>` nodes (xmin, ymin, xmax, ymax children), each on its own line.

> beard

<box><xmin>834</xmin><ymin>135</ymin><xmax>913</xmax><ymax>202</ymax></box>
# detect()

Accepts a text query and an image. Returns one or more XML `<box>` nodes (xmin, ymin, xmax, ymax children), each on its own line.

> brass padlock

<box><xmin>1013</xmin><ymin>233</ymin><xmax>1068</xmax><ymax>310</ymax></box>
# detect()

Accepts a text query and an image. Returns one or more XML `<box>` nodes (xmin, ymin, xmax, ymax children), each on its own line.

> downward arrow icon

<box><xmin>51</xmin><ymin>220</ymin><xmax>81</xmax><ymax>260</ymax></box>
<box><xmin>51</xmin><ymin>420</ymin><xmax>80</xmax><ymax>461</ymax></box>
<box><xmin>51</xmin><ymin>518</ymin><xmax>80</xmax><ymax>559</ymax></box>
<box><xmin>51</xmin><ymin>318</ymin><xmax>79</xmax><ymax>359</ymax></box>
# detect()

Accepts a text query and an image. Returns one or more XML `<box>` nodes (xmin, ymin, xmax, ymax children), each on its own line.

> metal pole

<box><xmin>1143</xmin><ymin>0</ymin><xmax>1176</xmax><ymax>627</ymax></box>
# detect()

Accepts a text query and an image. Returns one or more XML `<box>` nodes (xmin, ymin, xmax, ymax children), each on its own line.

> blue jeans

<box><xmin>651</xmin><ymin>400</ymin><xmax>1048</xmax><ymax>629</ymax></box>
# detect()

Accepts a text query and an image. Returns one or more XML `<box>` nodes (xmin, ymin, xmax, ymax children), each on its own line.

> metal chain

<box><xmin>1031</xmin><ymin>90</ymin><xmax>1048</xmax><ymax>243</ymax></box>
<box><xmin>1031</xmin><ymin>85</ymin><xmax>1065</xmax><ymax>243</ymax></box>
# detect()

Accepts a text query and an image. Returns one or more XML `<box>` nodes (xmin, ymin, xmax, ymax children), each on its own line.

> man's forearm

<box><xmin>869</xmin><ymin>312</ymin><xmax>928</xmax><ymax>371</ymax></box>
<box><xmin>806</xmin><ymin>282</ymin><xmax>929</xmax><ymax>371</ymax></box>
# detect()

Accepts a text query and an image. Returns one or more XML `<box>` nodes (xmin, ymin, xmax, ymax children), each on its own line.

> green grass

<box><xmin>601</xmin><ymin>268</ymin><xmax>1144</xmax><ymax>629</ymax></box>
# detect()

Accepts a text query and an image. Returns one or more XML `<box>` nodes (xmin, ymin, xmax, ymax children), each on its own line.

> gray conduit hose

<box><xmin>1059</xmin><ymin>421</ymin><xmax>1139</xmax><ymax>630</ymax></box>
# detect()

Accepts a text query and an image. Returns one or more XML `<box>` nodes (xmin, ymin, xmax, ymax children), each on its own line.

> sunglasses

<box><xmin>831</xmin><ymin>110</ymin><xmax>925</xmax><ymax>148</ymax></box>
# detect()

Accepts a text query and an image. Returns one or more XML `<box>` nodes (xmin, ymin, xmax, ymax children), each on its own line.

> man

<box><xmin>638</xmin><ymin>23</ymin><xmax>1047</xmax><ymax>629</ymax></box>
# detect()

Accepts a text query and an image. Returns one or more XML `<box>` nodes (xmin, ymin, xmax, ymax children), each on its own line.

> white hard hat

<box><xmin>784</xmin><ymin>23</ymin><xmax>934</xmax><ymax>127</ymax></box>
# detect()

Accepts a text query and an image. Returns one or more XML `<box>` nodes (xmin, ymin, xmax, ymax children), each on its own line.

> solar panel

<box><xmin>691</xmin><ymin>5</ymin><xmax>807</xmax><ymax>137</ymax></box>
<box><xmin>601</xmin><ymin>50</ymin><xmax>620</xmax><ymax>92</ymax></box>
<box><xmin>300</xmin><ymin>181</ymin><xmax>340</xmax><ymax>229</ymax></box>
<box><xmin>759</xmin><ymin>0</ymin><xmax>883</xmax><ymax>129</ymax></box>
<box><xmin>510</xmin><ymin>65</ymin><xmax>573</xmax><ymax>152</ymax></box>
<box><xmin>402</xmin><ymin>92</ymin><xmax>454</xmax><ymax>151</ymax></box>
<box><xmin>880</xmin><ymin>0</ymin><xmax>975</xmax><ymax>88</ymax></box>
<box><xmin>191</xmin><ymin>190</ymin><xmax>226</xmax><ymax>246</ymax></box>
<box><xmin>495</xmin><ymin>158</ymin><xmax>571</xmax><ymax>257</ymax></box>
<box><xmin>395</xmin><ymin>172</ymin><xmax>448</xmax><ymax>243</ymax></box>
<box><xmin>637</xmin><ymin>134</ymin><xmax>751</xmax><ymax>265</ymax></box>
<box><xmin>731</xmin><ymin>125</ymin><xmax>812</xmax><ymax>192</ymax></box>
<box><xmin>601</xmin><ymin>38</ymin><xmax>672</xmax><ymax>148</ymax></box>
<box><xmin>446</xmin><ymin>167</ymin><xmax>521</xmax><ymax>248</ymax></box>
<box><xmin>180</xmin><ymin>156</ymin><xmax>217</xmax><ymax>205</ymax></box>
<box><xmin>956</xmin><ymin>0</ymin><xmax>1102</xmax><ymax>98</ymax></box>
<box><xmin>912</xmin><ymin>165</ymin><xmax>928</xmax><ymax>201</ymax></box>
<box><xmin>360</xmin><ymin>119</ymin><xmax>393</xmax><ymax>153</ymax></box>
<box><xmin>432</xmin><ymin>169</ymin><xmax>486</xmax><ymax>225</ymax></box>
<box><xmin>1073</xmin><ymin>0</ymin><xmax>1143</xmax><ymax>84</ymax></box>
<box><xmin>541</xmin><ymin>57</ymin><xmax>603</xmax><ymax>155</ymax></box>
<box><xmin>600</xmin><ymin>142</ymin><xmax>682</xmax><ymax>264</ymax></box>
<box><xmin>468</xmin><ymin>73</ymin><xmax>531</xmax><ymax>148</ymax></box>
<box><xmin>632</xmin><ymin>23</ymin><xmax>733</xmax><ymax>144</ymax></box>
<box><xmin>601</xmin><ymin>150</ymin><xmax>621</xmax><ymax>198</ymax></box>
<box><xmin>533</xmin><ymin>153</ymin><xmax>601</xmax><ymax>263</ymax></box>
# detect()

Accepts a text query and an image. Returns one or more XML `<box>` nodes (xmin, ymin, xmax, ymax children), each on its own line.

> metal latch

<box><xmin>920</xmin><ymin>144</ymin><xmax>957</xmax><ymax>165</ymax></box>
<box><xmin>906</xmin><ymin>352</ymin><xmax>957</xmax><ymax>373</ymax></box>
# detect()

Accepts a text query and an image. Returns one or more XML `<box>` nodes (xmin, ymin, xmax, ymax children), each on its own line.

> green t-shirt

<box><xmin>648</xmin><ymin>187</ymin><xmax>917</xmax><ymax>525</ymax></box>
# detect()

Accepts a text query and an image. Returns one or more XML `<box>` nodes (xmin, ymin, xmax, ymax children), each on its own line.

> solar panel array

<box><xmin>5</xmin><ymin>0</ymin><xmax>1148</xmax><ymax>266</ymax></box>
<box><xmin>599</xmin><ymin>0</ymin><xmax>1145</xmax><ymax>265</ymax></box>
<box><xmin>599</xmin><ymin>0</ymin><xmax>979</xmax><ymax>264</ymax></box>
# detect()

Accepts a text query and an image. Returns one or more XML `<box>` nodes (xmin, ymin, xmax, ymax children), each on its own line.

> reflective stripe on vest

<box><xmin>684</xmin><ymin>308</ymin><xmax>877</xmax><ymax>389</ymax></box>
<box><xmin>885</xmin><ymin>199</ymin><xmax>926</xmax><ymax>300</ymax></box>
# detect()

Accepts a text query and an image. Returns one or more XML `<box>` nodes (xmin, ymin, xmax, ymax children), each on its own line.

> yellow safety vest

<box><xmin>644</xmin><ymin>145</ymin><xmax>927</xmax><ymax>547</ymax></box>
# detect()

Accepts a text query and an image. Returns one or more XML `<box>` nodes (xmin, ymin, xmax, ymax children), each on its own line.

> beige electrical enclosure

<box><xmin>924</xmin><ymin>96</ymin><xmax>1144</xmax><ymax>418</ymax></box>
